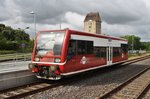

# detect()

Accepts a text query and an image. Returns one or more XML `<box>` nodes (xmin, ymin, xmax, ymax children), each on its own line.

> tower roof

<box><xmin>84</xmin><ymin>12</ymin><xmax>101</xmax><ymax>22</ymax></box>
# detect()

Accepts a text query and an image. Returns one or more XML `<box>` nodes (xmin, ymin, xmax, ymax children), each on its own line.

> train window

<box><xmin>121</xmin><ymin>44</ymin><xmax>128</xmax><ymax>53</ymax></box>
<box><xmin>113</xmin><ymin>47</ymin><xmax>121</xmax><ymax>56</ymax></box>
<box><xmin>100</xmin><ymin>47</ymin><xmax>106</xmax><ymax>57</ymax></box>
<box><xmin>68</xmin><ymin>40</ymin><xmax>94</xmax><ymax>56</ymax></box>
<box><xmin>53</xmin><ymin>33</ymin><xmax>65</xmax><ymax>55</ymax></box>
<box><xmin>87</xmin><ymin>41</ymin><xmax>93</xmax><ymax>54</ymax></box>
<box><xmin>68</xmin><ymin>40</ymin><xmax>77</xmax><ymax>56</ymax></box>
<box><xmin>94</xmin><ymin>47</ymin><xmax>106</xmax><ymax>58</ymax></box>
<box><xmin>94</xmin><ymin>48</ymin><xmax>100</xmax><ymax>57</ymax></box>
<box><xmin>36</xmin><ymin>32</ymin><xmax>65</xmax><ymax>56</ymax></box>
<box><xmin>77</xmin><ymin>40</ymin><xmax>86</xmax><ymax>54</ymax></box>
<box><xmin>67</xmin><ymin>40</ymin><xmax>77</xmax><ymax>60</ymax></box>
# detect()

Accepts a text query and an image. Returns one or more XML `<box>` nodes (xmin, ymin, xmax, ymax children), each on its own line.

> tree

<box><xmin>121</xmin><ymin>35</ymin><xmax>141</xmax><ymax>50</ymax></box>
<box><xmin>0</xmin><ymin>24</ymin><xmax>5</xmax><ymax>28</ymax></box>
<box><xmin>2</xmin><ymin>30</ymin><xmax>12</xmax><ymax>40</ymax></box>
<box><xmin>0</xmin><ymin>24</ymin><xmax>5</xmax><ymax>32</ymax></box>
<box><xmin>0</xmin><ymin>32</ymin><xmax>5</xmax><ymax>40</ymax></box>
<box><xmin>0</xmin><ymin>24</ymin><xmax>32</xmax><ymax>52</ymax></box>
<box><xmin>141</xmin><ymin>42</ymin><xmax>150</xmax><ymax>51</ymax></box>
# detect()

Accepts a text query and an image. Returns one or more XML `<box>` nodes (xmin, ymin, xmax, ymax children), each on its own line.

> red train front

<box><xmin>28</xmin><ymin>29</ymin><xmax>128</xmax><ymax>80</ymax></box>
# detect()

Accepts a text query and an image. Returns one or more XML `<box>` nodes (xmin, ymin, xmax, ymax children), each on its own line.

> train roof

<box><xmin>39</xmin><ymin>29</ymin><xmax>128</xmax><ymax>42</ymax></box>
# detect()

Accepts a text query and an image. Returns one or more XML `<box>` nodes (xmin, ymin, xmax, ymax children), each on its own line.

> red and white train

<box><xmin>28</xmin><ymin>29</ymin><xmax>128</xmax><ymax>80</ymax></box>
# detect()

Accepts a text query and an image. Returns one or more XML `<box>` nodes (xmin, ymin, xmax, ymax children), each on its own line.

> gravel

<box><xmin>109</xmin><ymin>68</ymin><xmax>150</xmax><ymax>99</ymax></box>
<box><xmin>24</xmin><ymin>58</ymin><xmax>150</xmax><ymax>99</ymax></box>
<box><xmin>143</xmin><ymin>89</ymin><xmax>150</xmax><ymax>99</ymax></box>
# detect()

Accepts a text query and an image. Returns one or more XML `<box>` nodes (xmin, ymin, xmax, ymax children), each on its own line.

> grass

<box><xmin>128</xmin><ymin>52</ymin><xmax>150</xmax><ymax>60</ymax></box>
<box><xmin>0</xmin><ymin>50</ymin><xmax>17</xmax><ymax>54</ymax></box>
<box><xmin>0</xmin><ymin>53</ymin><xmax>31</xmax><ymax>61</ymax></box>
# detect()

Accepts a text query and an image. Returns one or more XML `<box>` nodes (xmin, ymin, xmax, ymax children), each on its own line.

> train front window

<box><xmin>36</xmin><ymin>32</ymin><xmax>65</xmax><ymax>56</ymax></box>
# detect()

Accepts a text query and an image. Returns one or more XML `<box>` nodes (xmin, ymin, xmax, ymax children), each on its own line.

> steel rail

<box><xmin>0</xmin><ymin>55</ymin><xmax>150</xmax><ymax>99</ymax></box>
<box><xmin>98</xmin><ymin>66</ymin><xmax>150</xmax><ymax>99</ymax></box>
<box><xmin>136</xmin><ymin>80</ymin><xmax>150</xmax><ymax>99</ymax></box>
<box><xmin>0</xmin><ymin>78</ymin><xmax>78</xmax><ymax>99</ymax></box>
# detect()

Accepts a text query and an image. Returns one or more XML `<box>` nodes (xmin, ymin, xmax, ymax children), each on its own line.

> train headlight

<box><xmin>28</xmin><ymin>63</ymin><xmax>35</xmax><ymax>69</ymax></box>
<box><xmin>35</xmin><ymin>57</ymin><xmax>40</xmax><ymax>62</ymax></box>
<box><xmin>54</xmin><ymin>58</ymin><xmax>60</xmax><ymax>63</ymax></box>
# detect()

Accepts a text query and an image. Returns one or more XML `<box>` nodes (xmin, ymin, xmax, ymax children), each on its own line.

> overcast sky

<box><xmin>0</xmin><ymin>0</ymin><xmax>150</xmax><ymax>41</ymax></box>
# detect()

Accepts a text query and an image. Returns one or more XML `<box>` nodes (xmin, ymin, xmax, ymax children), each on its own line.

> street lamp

<box><xmin>30</xmin><ymin>11</ymin><xmax>36</xmax><ymax>40</ymax></box>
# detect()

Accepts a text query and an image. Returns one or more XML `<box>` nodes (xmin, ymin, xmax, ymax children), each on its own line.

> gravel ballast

<box><xmin>24</xmin><ymin>58</ymin><xmax>150</xmax><ymax>99</ymax></box>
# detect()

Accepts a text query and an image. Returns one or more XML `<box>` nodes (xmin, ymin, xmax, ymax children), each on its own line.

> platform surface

<box><xmin>0</xmin><ymin>60</ymin><xmax>31</xmax><ymax>74</ymax></box>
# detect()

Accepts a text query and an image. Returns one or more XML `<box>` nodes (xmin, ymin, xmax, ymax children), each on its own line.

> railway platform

<box><xmin>0</xmin><ymin>60</ymin><xmax>38</xmax><ymax>91</ymax></box>
<box><xmin>0</xmin><ymin>60</ymin><xmax>30</xmax><ymax>73</ymax></box>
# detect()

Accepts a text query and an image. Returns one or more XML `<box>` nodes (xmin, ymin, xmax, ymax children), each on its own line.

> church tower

<box><xmin>84</xmin><ymin>12</ymin><xmax>101</xmax><ymax>34</ymax></box>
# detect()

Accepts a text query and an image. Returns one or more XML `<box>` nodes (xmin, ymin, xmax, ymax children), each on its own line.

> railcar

<box><xmin>28</xmin><ymin>29</ymin><xmax>128</xmax><ymax>80</ymax></box>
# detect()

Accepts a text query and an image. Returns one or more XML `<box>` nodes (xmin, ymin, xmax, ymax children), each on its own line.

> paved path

<box><xmin>0</xmin><ymin>60</ymin><xmax>31</xmax><ymax>73</ymax></box>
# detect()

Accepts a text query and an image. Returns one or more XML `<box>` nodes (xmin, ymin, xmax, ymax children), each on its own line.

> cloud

<box><xmin>64</xmin><ymin>12</ymin><xmax>84</xmax><ymax>30</ymax></box>
<box><xmin>0</xmin><ymin>0</ymin><xmax>150</xmax><ymax>41</ymax></box>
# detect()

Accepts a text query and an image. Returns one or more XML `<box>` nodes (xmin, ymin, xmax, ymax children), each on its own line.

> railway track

<box><xmin>98</xmin><ymin>57</ymin><xmax>150</xmax><ymax>99</ymax></box>
<box><xmin>0</xmin><ymin>78</ymin><xmax>78</xmax><ymax>99</ymax></box>
<box><xmin>0</xmin><ymin>55</ymin><xmax>150</xmax><ymax>99</ymax></box>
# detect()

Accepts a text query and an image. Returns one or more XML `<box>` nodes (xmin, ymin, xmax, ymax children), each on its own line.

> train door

<box><xmin>107</xmin><ymin>46</ymin><xmax>113</xmax><ymax>65</ymax></box>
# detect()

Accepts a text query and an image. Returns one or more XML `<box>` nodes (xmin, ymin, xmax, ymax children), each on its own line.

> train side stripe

<box><xmin>32</xmin><ymin>61</ymin><xmax>67</xmax><ymax>65</ymax></box>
